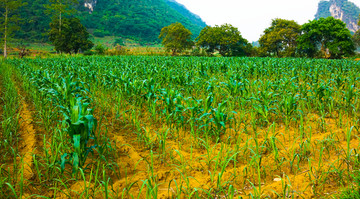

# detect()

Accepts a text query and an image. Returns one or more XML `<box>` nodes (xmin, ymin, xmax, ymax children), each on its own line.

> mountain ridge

<box><xmin>18</xmin><ymin>0</ymin><xmax>207</xmax><ymax>44</ymax></box>
<box><xmin>164</xmin><ymin>0</ymin><xmax>206</xmax><ymax>29</ymax></box>
<box><xmin>315</xmin><ymin>0</ymin><xmax>360</xmax><ymax>33</ymax></box>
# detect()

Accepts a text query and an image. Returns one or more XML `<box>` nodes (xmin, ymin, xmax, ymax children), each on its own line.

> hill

<box><xmin>18</xmin><ymin>0</ymin><xmax>207</xmax><ymax>44</ymax></box>
<box><xmin>315</xmin><ymin>0</ymin><xmax>360</xmax><ymax>33</ymax></box>
<box><xmin>164</xmin><ymin>0</ymin><xmax>206</xmax><ymax>29</ymax></box>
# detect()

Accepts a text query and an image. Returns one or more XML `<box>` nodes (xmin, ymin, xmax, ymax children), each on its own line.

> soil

<box><xmin>17</xmin><ymin>97</ymin><xmax>37</xmax><ymax>181</ymax></box>
<box><xmin>86</xmin><ymin>95</ymin><xmax>360</xmax><ymax>198</ymax></box>
<box><xmin>4</xmin><ymin>75</ymin><xmax>358</xmax><ymax>199</ymax></box>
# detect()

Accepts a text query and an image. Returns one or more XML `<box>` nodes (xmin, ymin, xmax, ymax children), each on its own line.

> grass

<box><xmin>3</xmin><ymin>37</ymin><xmax>168</xmax><ymax>58</ymax></box>
<box><xmin>26</xmin><ymin>43</ymin><xmax>54</xmax><ymax>52</ymax></box>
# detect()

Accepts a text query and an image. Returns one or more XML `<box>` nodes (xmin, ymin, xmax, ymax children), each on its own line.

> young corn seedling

<box><xmin>185</xmin><ymin>97</ymin><xmax>203</xmax><ymax>136</ymax></box>
<box><xmin>61</xmin><ymin>97</ymin><xmax>98</xmax><ymax>174</ymax></box>
<box><xmin>141</xmin><ymin>150</ymin><xmax>160</xmax><ymax>199</ymax></box>
<box><xmin>279</xmin><ymin>93</ymin><xmax>298</xmax><ymax>128</ymax></box>
<box><xmin>272</xmin><ymin>175</ymin><xmax>295</xmax><ymax>198</ymax></box>
<box><xmin>251</xmin><ymin>90</ymin><xmax>278</xmax><ymax>125</ymax></box>
<box><xmin>156</xmin><ymin>128</ymin><xmax>170</xmax><ymax>164</ymax></box>
<box><xmin>210</xmin><ymin>101</ymin><xmax>234</xmax><ymax>139</ymax></box>
<box><xmin>222</xmin><ymin>78</ymin><xmax>246</xmax><ymax>97</ymax></box>
<box><xmin>343</xmin><ymin>84</ymin><xmax>357</xmax><ymax>114</ymax></box>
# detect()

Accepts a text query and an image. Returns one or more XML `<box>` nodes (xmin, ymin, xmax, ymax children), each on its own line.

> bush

<box><xmin>191</xmin><ymin>47</ymin><xmax>207</xmax><ymax>57</ymax></box>
<box><xmin>94</xmin><ymin>44</ymin><xmax>107</xmax><ymax>55</ymax></box>
<box><xmin>106</xmin><ymin>45</ymin><xmax>129</xmax><ymax>56</ymax></box>
<box><xmin>93</xmin><ymin>29</ymin><xmax>109</xmax><ymax>38</ymax></box>
<box><xmin>83</xmin><ymin>50</ymin><xmax>94</xmax><ymax>56</ymax></box>
<box><xmin>113</xmin><ymin>38</ymin><xmax>124</xmax><ymax>47</ymax></box>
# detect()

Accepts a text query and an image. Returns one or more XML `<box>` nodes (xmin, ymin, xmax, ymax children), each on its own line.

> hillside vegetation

<box><xmin>315</xmin><ymin>0</ymin><xmax>360</xmax><ymax>33</ymax></box>
<box><xmin>17</xmin><ymin>0</ymin><xmax>206</xmax><ymax>44</ymax></box>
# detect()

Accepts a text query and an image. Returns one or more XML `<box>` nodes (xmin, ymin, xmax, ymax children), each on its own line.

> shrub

<box><xmin>94</xmin><ymin>44</ymin><xmax>107</xmax><ymax>55</ymax></box>
<box><xmin>106</xmin><ymin>45</ymin><xmax>129</xmax><ymax>56</ymax></box>
<box><xmin>83</xmin><ymin>50</ymin><xmax>94</xmax><ymax>56</ymax></box>
<box><xmin>113</xmin><ymin>38</ymin><xmax>124</xmax><ymax>47</ymax></box>
<box><xmin>93</xmin><ymin>29</ymin><xmax>110</xmax><ymax>38</ymax></box>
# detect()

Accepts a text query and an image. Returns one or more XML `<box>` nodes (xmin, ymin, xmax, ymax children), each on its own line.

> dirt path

<box><xmin>17</xmin><ymin>96</ymin><xmax>37</xmax><ymax>181</ymax></box>
<box><xmin>11</xmin><ymin>73</ymin><xmax>40</xmax><ymax>190</ymax></box>
<box><xmin>0</xmin><ymin>64</ymin><xmax>39</xmax><ymax>198</ymax></box>
<box><xmin>13</xmin><ymin>73</ymin><xmax>44</xmax><ymax>199</ymax></box>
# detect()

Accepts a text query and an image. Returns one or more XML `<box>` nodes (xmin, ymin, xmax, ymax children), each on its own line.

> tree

<box><xmin>297</xmin><ymin>17</ymin><xmax>355</xmax><ymax>59</ymax></box>
<box><xmin>196</xmin><ymin>24</ymin><xmax>250</xmax><ymax>57</ymax></box>
<box><xmin>49</xmin><ymin>17</ymin><xmax>93</xmax><ymax>54</ymax></box>
<box><xmin>45</xmin><ymin>0</ymin><xmax>78</xmax><ymax>33</ymax></box>
<box><xmin>259</xmin><ymin>18</ymin><xmax>301</xmax><ymax>57</ymax></box>
<box><xmin>352</xmin><ymin>15</ymin><xmax>360</xmax><ymax>48</ymax></box>
<box><xmin>159</xmin><ymin>22</ymin><xmax>193</xmax><ymax>56</ymax></box>
<box><xmin>353</xmin><ymin>30</ymin><xmax>360</xmax><ymax>47</ymax></box>
<box><xmin>0</xmin><ymin>0</ymin><xmax>26</xmax><ymax>58</ymax></box>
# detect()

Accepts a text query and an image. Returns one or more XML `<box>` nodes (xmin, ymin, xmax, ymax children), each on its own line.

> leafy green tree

<box><xmin>259</xmin><ymin>18</ymin><xmax>301</xmax><ymax>57</ymax></box>
<box><xmin>94</xmin><ymin>43</ymin><xmax>107</xmax><ymax>55</ymax></box>
<box><xmin>159</xmin><ymin>22</ymin><xmax>193</xmax><ymax>56</ymax></box>
<box><xmin>0</xmin><ymin>0</ymin><xmax>26</xmax><ymax>58</ymax></box>
<box><xmin>17</xmin><ymin>0</ymin><xmax>49</xmax><ymax>41</ymax></box>
<box><xmin>49</xmin><ymin>17</ymin><xmax>93</xmax><ymax>54</ymax></box>
<box><xmin>352</xmin><ymin>16</ymin><xmax>360</xmax><ymax>47</ymax></box>
<box><xmin>45</xmin><ymin>0</ymin><xmax>78</xmax><ymax>33</ymax></box>
<box><xmin>196</xmin><ymin>24</ymin><xmax>250</xmax><ymax>57</ymax></box>
<box><xmin>353</xmin><ymin>30</ymin><xmax>360</xmax><ymax>47</ymax></box>
<box><xmin>297</xmin><ymin>17</ymin><xmax>355</xmax><ymax>59</ymax></box>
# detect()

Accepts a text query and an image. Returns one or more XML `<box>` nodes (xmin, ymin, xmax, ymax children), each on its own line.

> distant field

<box><xmin>26</xmin><ymin>43</ymin><xmax>54</xmax><ymax>52</ymax></box>
<box><xmin>91</xmin><ymin>36</ymin><xmax>162</xmax><ymax>47</ymax></box>
<box><xmin>6</xmin><ymin>37</ymin><xmax>168</xmax><ymax>57</ymax></box>
<box><xmin>1</xmin><ymin>56</ymin><xmax>360</xmax><ymax>198</ymax></box>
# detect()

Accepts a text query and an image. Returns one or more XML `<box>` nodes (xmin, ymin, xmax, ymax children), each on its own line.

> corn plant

<box><xmin>3</xmin><ymin>55</ymin><xmax>360</xmax><ymax>199</ymax></box>
<box><xmin>279</xmin><ymin>93</ymin><xmax>299</xmax><ymax>127</ymax></box>
<box><xmin>61</xmin><ymin>97</ymin><xmax>97</xmax><ymax>173</ymax></box>
<box><xmin>210</xmin><ymin>101</ymin><xmax>234</xmax><ymax>139</ymax></box>
<box><xmin>251</xmin><ymin>90</ymin><xmax>278</xmax><ymax>124</ymax></box>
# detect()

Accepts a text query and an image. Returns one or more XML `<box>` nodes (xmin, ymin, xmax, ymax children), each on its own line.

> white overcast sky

<box><xmin>175</xmin><ymin>0</ymin><xmax>360</xmax><ymax>42</ymax></box>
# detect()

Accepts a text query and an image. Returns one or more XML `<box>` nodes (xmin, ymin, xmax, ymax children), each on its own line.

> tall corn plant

<box><xmin>61</xmin><ymin>97</ymin><xmax>97</xmax><ymax>173</ymax></box>
<box><xmin>47</xmin><ymin>77</ymin><xmax>97</xmax><ymax>174</ymax></box>
<box><xmin>18</xmin><ymin>68</ymin><xmax>98</xmax><ymax>174</ymax></box>
<box><xmin>279</xmin><ymin>93</ymin><xmax>299</xmax><ymax>127</ymax></box>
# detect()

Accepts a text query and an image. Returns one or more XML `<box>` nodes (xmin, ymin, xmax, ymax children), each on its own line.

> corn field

<box><xmin>1</xmin><ymin>56</ymin><xmax>360</xmax><ymax>198</ymax></box>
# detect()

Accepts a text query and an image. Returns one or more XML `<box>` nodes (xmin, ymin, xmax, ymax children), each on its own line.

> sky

<box><xmin>175</xmin><ymin>0</ymin><xmax>360</xmax><ymax>42</ymax></box>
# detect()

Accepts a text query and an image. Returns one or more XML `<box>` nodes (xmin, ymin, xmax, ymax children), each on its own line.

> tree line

<box><xmin>0</xmin><ymin>0</ymin><xmax>93</xmax><ymax>58</ymax></box>
<box><xmin>1</xmin><ymin>0</ymin><xmax>206</xmax><ymax>45</ymax></box>
<box><xmin>160</xmin><ymin>17</ymin><xmax>359</xmax><ymax>59</ymax></box>
<box><xmin>159</xmin><ymin>23</ymin><xmax>253</xmax><ymax>57</ymax></box>
<box><xmin>1</xmin><ymin>0</ymin><xmax>359</xmax><ymax>59</ymax></box>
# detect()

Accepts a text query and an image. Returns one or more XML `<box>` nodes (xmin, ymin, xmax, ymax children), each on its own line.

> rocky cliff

<box><xmin>84</xmin><ymin>0</ymin><xmax>97</xmax><ymax>13</ymax></box>
<box><xmin>315</xmin><ymin>0</ymin><xmax>360</xmax><ymax>33</ymax></box>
